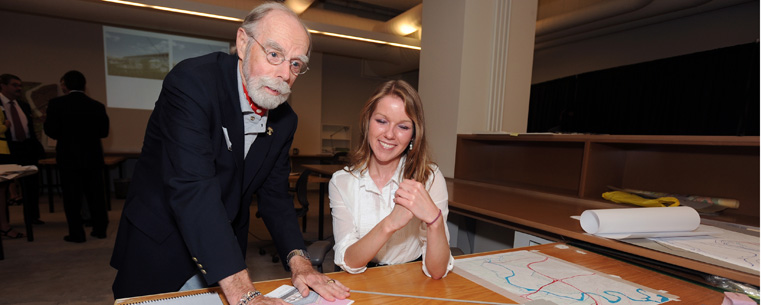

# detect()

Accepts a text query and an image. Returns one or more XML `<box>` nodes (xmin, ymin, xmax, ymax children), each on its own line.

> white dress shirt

<box><xmin>236</xmin><ymin>65</ymin><xmax>267</xmax><ymax>158</ymax></box>
<box><xmin>329</xmin><ymin>157</ymin><xmax>454</xmax><ymax>277</ymax></box>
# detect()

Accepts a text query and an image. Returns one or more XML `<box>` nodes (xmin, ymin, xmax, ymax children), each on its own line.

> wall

<box><xmin>290</xmin><ymin>52</ymin><xmax>324</xmax><ymax>156</ymax></box>
<box><xmin>319</xmin><ymin>54</ymin><xmax>420</xmax><ymax>156</ymax></box>
<box><xmin>320</xmin><ymin>55</ymin><xmax>374</xmax><ymax>154</ymax></box>
<box><xmin>531</xmin><ymin>1</ymin><xmax>759</xmax><ymax>84</ymax></box>
<box><xmin>0</xmin><ymin>8</ymin><xmax>421</xmax><ymax>163</ymax></box>
<box><xmin>0</xmin><ymin>10</ymin><xmax>125</xmax><ymax>151</ymax></box>
<box><xmin>0</xmin><ymin>9</ymin><xmax>332</xmax><ymax>156</ymax></box>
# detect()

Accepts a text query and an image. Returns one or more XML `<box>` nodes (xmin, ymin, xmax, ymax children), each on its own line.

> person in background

<box><xmin>0</xmin><ymin>102</ymin><xmax>23</xmax><ymax>239</ymax></box>
<box><xmin>109</xmin><ymin>3</ymin><xmax>350</xmax><ymax>304</ymax></box>
<box><xmin>329</xmin><ymin>79</ymin><xmax>454</xmax><ymax>279</ymax></box>
<box><xmin>0</xmin><ymin>74</ymin><xmax>45</xmax><ymax>226</ymax></box>
<box><xmin>44</xmin><ymin>70</ymin><xmax>110</xmax><ymax>243</ymax></box>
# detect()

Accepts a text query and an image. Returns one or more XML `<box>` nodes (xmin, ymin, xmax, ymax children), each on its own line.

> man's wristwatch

<box><xmin>286</xmin><ymin>249</ymin><xmax>310</xmax><ymax>265</ymax></box>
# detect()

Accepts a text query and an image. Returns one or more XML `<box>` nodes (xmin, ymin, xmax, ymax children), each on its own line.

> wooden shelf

<box><xmin>321</xmin><ymin>124</ymin><xmax>351</xmax><ymax>154</ymax></box>
<box><xmin>455</xmin><ymin>134</ymin><xmax>759</xmax><ymax>220</ymax></box>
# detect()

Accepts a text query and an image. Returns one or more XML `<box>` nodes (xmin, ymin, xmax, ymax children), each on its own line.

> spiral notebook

<box><xmin>129</xmin><ymin>291</ymin><xmax>223</xmax><ymax>305</ymax></box>
<box><xmin>126</xmin><ymin>287</ymin><xmax>353</xmax><ymax>305</ymax></box>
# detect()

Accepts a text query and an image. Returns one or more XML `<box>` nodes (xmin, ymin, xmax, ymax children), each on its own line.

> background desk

<box><xmin>114</xmin><ymin>243</ymin><xmax>723</xmax><ymax>304</ymax></box>
<box><xmin>290</xmin><ymin>153</ymin><xmax>335</xmax><ymax>172</ymax></box>
<box><xmin>300</xmin><ymin>164</ymin><xmax>344</xmax><ymax>240</ymax></box>
<box><xmin>0</xmin><ymin>166</ymin><xmax>38</xmax><ymax>258</ymax></box>
<box><xmin>38</xmin><ymin>156</ymin><xmax>126</xmax><ymax>212</ymax></box>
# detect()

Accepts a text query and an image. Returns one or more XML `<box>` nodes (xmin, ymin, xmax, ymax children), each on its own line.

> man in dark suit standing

<box><xmin>44</xmin><ymin>70</ymin><xmax>109</xmax><ymax>243</ymax></box>
<box><xmin>0</xmin><ymin>74</ymin><xmax>45</xmax><ymax>226</ymax></box>
<box><xmin>110</xmin><ymin>3</ymin><xmax>349</xmax><ymax>304</ymax></box>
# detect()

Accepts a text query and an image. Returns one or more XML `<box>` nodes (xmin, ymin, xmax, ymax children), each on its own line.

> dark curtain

<box><xmin>528</xmin><ymin>42</ymin><xmax>759</xmax><ymax>136</ymax></box>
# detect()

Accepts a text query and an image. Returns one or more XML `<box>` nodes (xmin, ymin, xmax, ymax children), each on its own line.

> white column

<box><xmin>419</xmin><ymin>0</ymin><xmax>537</xmax><ymax>177</ymax></box>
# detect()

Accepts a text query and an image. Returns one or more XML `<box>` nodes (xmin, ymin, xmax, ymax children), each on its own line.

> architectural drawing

<box><xmin>454</xmin><ymin>250</ymin><xmax>675</xmax><ymax>305</ymax></box>
<box><xmin>650</xmin><ymin>225</ymin><xmax>759</xmax><ymax>271</ymax></box>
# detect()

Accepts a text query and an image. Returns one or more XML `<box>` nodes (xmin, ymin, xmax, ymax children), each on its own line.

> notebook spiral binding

<box><xmin>127</xmin><ymin>291</ymin><xmax>223</xmax><ymax>305</ymax></box>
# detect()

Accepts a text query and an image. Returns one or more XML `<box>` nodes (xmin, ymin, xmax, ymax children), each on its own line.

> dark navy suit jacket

<box><xmin>44</xmin><ymin>91</ymin><xmax>109</xmax><ymax>169</ymax></box>
<box><xmin>111</xmin><ymin>52</ymin><xmax>305</xmax><ymax>298</ymax></box>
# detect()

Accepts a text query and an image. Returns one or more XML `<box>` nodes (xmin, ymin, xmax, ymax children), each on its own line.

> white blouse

<box><xmin>329</xmin><ymin>158</ymin><xmax>454</xmax><ymax>277</ymax></box>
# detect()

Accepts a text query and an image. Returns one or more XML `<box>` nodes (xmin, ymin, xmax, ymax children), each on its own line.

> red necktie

<box><xmin>8</xmin><ymin>101</ymin><xmax>27</xmax><ymax>141</ymax></box>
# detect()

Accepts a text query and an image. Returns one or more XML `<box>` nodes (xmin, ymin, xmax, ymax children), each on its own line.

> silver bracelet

<box><xmin>237</xmin><ymin>290</ymin><xmax>261</xmax><ymax>305</ymax></box>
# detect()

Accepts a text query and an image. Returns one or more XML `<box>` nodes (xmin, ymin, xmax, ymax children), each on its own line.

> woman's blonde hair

<box><xmin>348</xmin><ymin>80</ymin><xmax>435</xmax><ymax>183</ymax></box>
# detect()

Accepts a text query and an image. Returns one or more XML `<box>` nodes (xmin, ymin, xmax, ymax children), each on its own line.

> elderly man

<box><xmin>110</xmin><ymin>3</ymin><xmax>350</xmax><ymax>304</ymax></box>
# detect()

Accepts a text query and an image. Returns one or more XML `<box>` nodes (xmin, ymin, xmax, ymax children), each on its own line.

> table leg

<box><xmin>318</xmin><ymin>182</ymin><xmax>325</xmax><ymax>240</ymax></box>
<box><xmin>103</xmin><ymin>166</ymin><xmax>111</xmax><ymax>211</ymax></box>
<box><xmin>22</xmin><ymin>185</ymin><xmax>33</xmax><ymax>241</ymax></box>
<box><xmin>46</xmin><ymin>165</ymin><xmax>54</xmax><ymax>213</ymax></box>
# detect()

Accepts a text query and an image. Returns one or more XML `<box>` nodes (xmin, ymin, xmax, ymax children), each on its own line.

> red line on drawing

<box><xmin>520</xmin><ymin>256</ymin><xmax>600</xmax><ymax>305</ymax></box>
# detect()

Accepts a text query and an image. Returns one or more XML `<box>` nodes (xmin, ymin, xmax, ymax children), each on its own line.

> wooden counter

<box><xmin>447</xmin><ymin>178</ymin><xmax>759</xmax><ymax>286</ymax></box>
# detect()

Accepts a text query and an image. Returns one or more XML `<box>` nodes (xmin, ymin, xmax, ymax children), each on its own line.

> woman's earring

<box><xmin>409</xmin><ymin>141</ymin><xmax>413</xmax><ymax>150</ymax></box>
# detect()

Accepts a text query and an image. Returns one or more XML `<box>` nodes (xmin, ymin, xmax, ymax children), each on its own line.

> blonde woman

<box><xmin>330</xmin><ymin>80</ymin><xmax>453</xmax><ymax>279</ymax></box>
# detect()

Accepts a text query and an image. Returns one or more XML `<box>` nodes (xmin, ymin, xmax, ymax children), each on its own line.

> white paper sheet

<box><xmin>579</xmin><ymin>206</ymin><xmax>706</xmax><ymax>239</ymax></box>
<box><xmin>454</xmin><ymin>250</ymin><xmax>677</xmax><ymax>304</ymax></box>
<box><xmin>650</xmin><ymin>225</ymin><xmax>760</xmax><ymax>272</ymax></box>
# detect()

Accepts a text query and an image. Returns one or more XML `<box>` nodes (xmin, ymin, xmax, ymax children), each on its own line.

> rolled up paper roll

<box><xmin>580</xmin><ymin>206</ymin><xmax>702</xmax><ymax>239</ymax></box>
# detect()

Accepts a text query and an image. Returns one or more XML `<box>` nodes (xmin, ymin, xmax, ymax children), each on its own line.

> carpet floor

<box><xmin>0</xmin><ymin>190</ymin><xmax>335</xmax><ymax>305</ymax></box>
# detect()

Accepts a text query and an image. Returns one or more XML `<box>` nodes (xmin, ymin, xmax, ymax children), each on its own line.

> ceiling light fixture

<box><xmin>397</xmin><ymin>24</ymin><xmax>419</xmax><ymax>36</ymax></box>
<box><xmin>102</xmin><ymin>0</ymin><xmax>242</xmax><ymax>22</ymax></box>
<box><xmin>101</xmin><ymin>0</ymin><xmax>421</xmax><ymax>51</ymax></box>
<box><xmin>308</xmin><ymin>30</ymin><xmax>421</xmax><ymax>50</ymax></box>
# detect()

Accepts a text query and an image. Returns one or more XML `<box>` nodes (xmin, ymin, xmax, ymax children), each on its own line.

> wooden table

<box><xmin>300</xmin><ymin>164</ymin><xmax>345</xmax><ymax>240</ymax></box>
<box><xmin>446</xmin><ymin>178</ymin><xmax>760</xmax><ymax>286</ymax></box>
<box><xmin>38</xmin><ymin>156</ymin><xmax>126</xmax><ymax>212</ymax></box>
<box><xmin>114</xmin><ymin>243</ymin><xmax>724</xmax><ymax>304</ymax></box>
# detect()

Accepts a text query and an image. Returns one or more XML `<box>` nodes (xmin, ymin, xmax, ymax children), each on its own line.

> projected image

<box><xmin>103</xmin><ymin>26</ymin><xmax>230</xmax><ymax>110</ymax></box>
<box><xmin>173</xmin><ymin>40</ymin><xmax>229</xmax><ymax>67</ymax></box>
<box><xmin>105</xmin><ymin>31</ymin><xmax>169</xmax><ymax>80</ymax></box>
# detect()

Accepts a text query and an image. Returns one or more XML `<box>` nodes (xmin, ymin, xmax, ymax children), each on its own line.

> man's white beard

<box><xmin>242</xmin><ymin>52</ymin><xmax>291</xmax><ymax>110</ymax></box>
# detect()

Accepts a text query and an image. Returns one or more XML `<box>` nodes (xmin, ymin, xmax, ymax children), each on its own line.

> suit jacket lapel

<box><xmin>220</xmin><ymin>55</ymin><xmax>244</xmax><ymax>169</ymax></box>
<box><xmin>243</xmin><ymin>129</ymin><xmax>273</xmax><ymax>191</ymax></box>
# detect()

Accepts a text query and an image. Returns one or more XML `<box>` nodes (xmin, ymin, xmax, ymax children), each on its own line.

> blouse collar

<box><xmin>357</xmin><ymin>155</ymin><xmax>407</xmax><ymax>193</ymax></box>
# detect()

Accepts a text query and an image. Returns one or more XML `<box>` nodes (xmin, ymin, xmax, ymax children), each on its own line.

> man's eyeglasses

<box><xmin>249</xmin><ymin>35</ymin><xmax>309</xmax><ymax>76</ymax></box>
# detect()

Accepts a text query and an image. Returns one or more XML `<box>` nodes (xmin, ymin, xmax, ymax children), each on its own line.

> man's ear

<box><xmin>235</xmin><ymin>28</ymin><xmax>248</xmax><ymax>60</ymax></box>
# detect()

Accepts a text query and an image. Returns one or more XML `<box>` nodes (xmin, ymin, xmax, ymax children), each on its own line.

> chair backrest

<box><xmin>294</xmin><ymin>169</ymin><xmax>312</xmax><ymax>216</ymax></box>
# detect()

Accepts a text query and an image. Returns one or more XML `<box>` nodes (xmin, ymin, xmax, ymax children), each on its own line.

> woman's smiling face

<box><xmin>368</xmin><ymin>94</ymin><xmax>414</xmax><ymax>165</ymax></box>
